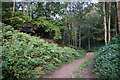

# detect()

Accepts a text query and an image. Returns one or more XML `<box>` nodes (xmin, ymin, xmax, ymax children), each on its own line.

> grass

<box><xmin>72</xmin><ymin>58</ymin><xmax>93</xmax><ymax>78</ymax></box>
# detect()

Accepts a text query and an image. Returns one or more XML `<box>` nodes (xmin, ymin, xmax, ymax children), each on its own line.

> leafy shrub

<box><xmin>110</xmin><ymin>35</ymin><xmax>120</xmax><ymax>44</ymax></box>
<box><xmin>3</xmin><ymin>11</ymin><xmax>64</xmax><ymax>40</ymax></box>
<box><xmin>93</xmin><ymin>35</ymin><xmax>120</xmax><ymax>78</ymax></box>
<box><xmin>1</xmin><ymin>22</ymin><xmax>86</xmax><ymax>79</ymax></box>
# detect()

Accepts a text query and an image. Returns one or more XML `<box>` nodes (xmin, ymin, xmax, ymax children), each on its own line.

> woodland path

<box><xmin>44</xmin><ymin>52</ymin><xmax>94</xmax><ymax>78</ymax></box>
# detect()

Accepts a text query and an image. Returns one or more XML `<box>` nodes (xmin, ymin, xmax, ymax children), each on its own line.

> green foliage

<box><xmin>1</xmin><ymin>23</ymin><xmax>85</xmax><ymax>79</ymax></box>
<box><xmin>37</xmin><ymin>17</ymin><xmax>64</xmax><ymax>40</ymax></box>
<box><xmin>3</xmin><ymin>10</ymin><xmax>64</xmax><ymax>40</ymax></box>
<box><xmin>3</xmin><ymin>11</ymin><xmax>34</xmax><ymax>29</ymax></box>
<box><xmin>110</xmin><ymin>35</ymin><xmax>120</xmax><ymax>44</ymax></box>
<box><xmin>93</xmin><ymin>36</ymin><xmax>120</xmax><ymax>78</ymax></box>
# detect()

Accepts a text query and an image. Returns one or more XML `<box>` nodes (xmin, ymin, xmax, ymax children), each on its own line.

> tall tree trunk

<box><xmin>75</xmin><ymin>39</ymin><xmax>77</xmax><ymax>47</ymax></box>
<box><xmin>26</xmin><ymin>2</ymin><xmax>29</xmax><ymax>15</ymax></box>
<box><xmin>68</xmin><ymin>24</ymin><xmax>70</xmax><ymax>46</ymax></box>
<box><xmin>103</xmin><ymin>2</ymin><xmax>108</xmax><ymax>45</ymax></box>
<box><xmin>68</xmin><ymin>24</ymin><xmax>71</xmax><ymax>46</ymax></box>
<box><xmin>12</xmin><ymin>0</ymin><xmax>16</xmax><ymax>17</ymax></box>
<box><xmin>88</xmin><ymin>29</ymin><xmax>91</xmax><ymax>50</ymax></box>
<box><xmin>29</xmin><ymin>2</ymin><xmax>32</xmax><ymax>19</ymax></box>
<box><xmin>63</xmin><ymin>31</ymin><xmax>66</xmax><ymax>45</ymax></box>
<box><xmin>115</xmin><ymin>2</ymin><xmax>119</xmax><ymax>35</ymax></box>
<box><xmin>63</xmin><ymin>18</ymin><xmax>67</xmax><ymax>45</ymax></box>
<box><xmin>72</xmin><ymin>24</ymin><xmax>74</xmax><ymax>46</ymax></box>
<box><xmin>75</xmin><ymin>28</ymin><xmax>77</xmax><ymax>47</ymax></box>
<box><xmin>88</xmin><ymin>38</ymin><xmax>91</xmax><ymax>50</ymax></box>
<box><xmin>22</xmin><ymin>0</ymin><xmax>25</xmax><ymax>15</ymax></box>
<box><xmin>117</xmin><ymin>2</ymin><xmax>120</xmax><ymax>34</ymax></box>
<box><xmin>79</xmin><ymin>27</ymin><xmax>81</xmax><ymax>48</ymax></box>
<box><xmin>108</xmin><ymin>2</ymin><xmax>111</xmax><ymax>43</ymax></box>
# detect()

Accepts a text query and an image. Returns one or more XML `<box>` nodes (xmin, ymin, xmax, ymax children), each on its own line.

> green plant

<box><xmin>3</xmin><ymin>10</ymin><xmax>64</xmax><ymax>40</ymax></box>
<box><xmin>93</xmin><ymin>35</ymin><xmax>120</xmax><ymax>78</ymax></box>
<box><xmin>1</xmin><ymin>22</ymin><xmax>86</xmax><ymax>79</ymax></box>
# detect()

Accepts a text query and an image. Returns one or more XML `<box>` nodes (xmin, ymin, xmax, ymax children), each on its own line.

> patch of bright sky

<box><xmin>91</xmin><ymin>0</ymin><xmax>98</xmax><ymax>3</ymax></box>
<box><xmin>83</xmin><ymin>0</ymin><xmax>98</xmax><ymax>7</ymax></box>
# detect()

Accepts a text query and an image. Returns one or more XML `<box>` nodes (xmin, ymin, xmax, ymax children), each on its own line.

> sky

<box><xmin>91</xmin><ymin>0</ymin><xmax>98</xmax><ymax>3</ymax></box>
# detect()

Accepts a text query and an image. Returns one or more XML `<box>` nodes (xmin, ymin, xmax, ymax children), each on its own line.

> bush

<box><xmin>1</xmin><ymin>22</ymin><xmax>86</xmax><ymax>79</ymax></box>
<box><xmin>93</xmin><ymin>35</ymin><xmax>120</xmax><ymax>78</ymax></box>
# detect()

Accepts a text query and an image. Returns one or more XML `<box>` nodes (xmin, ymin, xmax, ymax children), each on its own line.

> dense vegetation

<box><xmin>93</xmin><ymin>35</ymin><xmax>120</xmax><ymax>78</ymax></box>
<box><xmin>1</xmin><ymin>1</ymin><xmax>120</xmax><ymax>79</ymax></box>
<box><xmin>1</xmin><ymin>22</ymin><xmax>85</xmax><ymax>79</ymax></box>
<box><xmin>3</xmin><ymin>2</ymin><xmax>119</xmax><ymax>49</ymax></box>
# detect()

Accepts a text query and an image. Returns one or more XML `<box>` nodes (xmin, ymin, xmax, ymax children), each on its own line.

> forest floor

<box><xmin>44</xmin><ymin>52</ymin><xmax>94</xmax><ymax>78</ymax></box>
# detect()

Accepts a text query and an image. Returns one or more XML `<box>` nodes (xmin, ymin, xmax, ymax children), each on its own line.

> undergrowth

<box><xmin>1</xmin><ymin>22</ymin><xmax>86</xmax><ymax>80</ymax></box>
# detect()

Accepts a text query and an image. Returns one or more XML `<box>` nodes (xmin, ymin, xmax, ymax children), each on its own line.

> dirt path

<box><xmin>77</xmin><ymin>61</ymin><xmax>94</xmax><ymax>78</ymax></box>
<box><xmin>44</xmin><ymin>52</ymin><xmax>94</xmax><ymax>78</ymax></box>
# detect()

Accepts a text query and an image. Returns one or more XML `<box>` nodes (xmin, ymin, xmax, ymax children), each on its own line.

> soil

<box><xmin>43</xmin><ymin>52</ymin><xmax>94</xmax><ymax>78</ymax></box>
<box><xmin>74</xmin><ymin>61</ymin><xmax>94</xmax><ymax>78</ymax></box>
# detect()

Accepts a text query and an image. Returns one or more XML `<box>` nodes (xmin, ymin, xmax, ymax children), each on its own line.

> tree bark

<box><xmin>88</xmin><ymin>29</ymin><xmax>91</xmax><ymax>50</ymax></box>
<box><xmin>12</xmin><ymin>0</ymin><xmax>16</xmax><ymax>17</ymax></box>
<box><xmin>108</xmin><ymin>2</ymin><xmax>111</xmax><ymax>43</ymax></box>
<box><xmin>22</xmin><ymin>0</ymin><xmax>25</xmax><ymax>14</ymax></box>
<box><xmin>26</xmin><ymin>2</ymin><xmax>29</xmax><ymax>15</ymax></box>
<box><xmin>71</xmin><ymin>24</ymin><xmax>74</xmax><ymax>46</ymax></box>
<box><xmin>103</xmin><ymin>2</ymin><xmax>108</xmax><ymax>45</ymax></box>
<box><xmin>117</xmin><ymin>2</ymin><xmax>120</xmax><ymax>34</ymax></box>
<box><xmin>68</xmin><ymin>24</ymin><xmax>70</xmax><ymax>46</ymax></box>
<box><xmin>79</xmin><ymin>27</ymin><xmax>81</xmax><ymax>48</ymax></box>
<box><xmin>75</xmin><ymin>28</ymin><xmax>77</xmax><ymax>47</ymax></box>
<box><xmin>29</xmin><ymin>2</ymin><xmax>32</xmax><ymax>19</ymax></box>
<box><xmin>63</xmin><ymin>18</ymin><xmax>67</xmax><ymax>45</ymax></box>
<box><xmin>88</xmin><ymin>38</ymin><xmax>91</xmax><ymax>50</ymax></box>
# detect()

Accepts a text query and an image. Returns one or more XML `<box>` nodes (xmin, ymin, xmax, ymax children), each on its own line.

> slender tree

<box><xmin>117</xmin><ymin>2</ymin><xmax>120</xmax><ymax>33</ymax></box>
<box><xmin>114</xmin><ymin>2</ymin><xmax>118</xmax><ymax>35</ymax></box>
<box><xmin>12</xmin><ymin>0</ymin><xmax>16</xmax><ymax>17</ymax></box>
<box><xmin>108</xmin><ymin>2</ymin><xmax>111</xmax><ymax>43</ymax></box>
<box><xmin>26</xmin><ymin>2</ymin><xmax>29</xmax><ymax>15</ymax></box>
<box><xmin>78</xmin><ymin>27</ymin><xmax>81</xmax><ymax>47</ymax></box>
<box><xmin>22</xmin><ymin>0</ymin><xmax>25</xmax><ymax>14</ymax></box>
<box><xmin>103</xmin><ymin>2</ymin><xmax>108</xmax><ymax>45</ymax></box>
<box><xmin>88</xmin><ymin>29</ymin><xmax>91</xmax><ymax>50</ymax></box>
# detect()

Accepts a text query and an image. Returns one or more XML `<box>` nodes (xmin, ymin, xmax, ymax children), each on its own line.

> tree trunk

<box><xmin>88</xmin><ymin>38</ymin><xmax>91</xmax><ymax>50</ymax></box>
<box><xmin>114</xmin><ymin>2</ymin><xmax>119</xmax><ymax>35</ymax></box>
<box><xmin>68</xmin><ymin>24</ymin><xmax>71</xmax><ymax>46</ymax></box>
<box><xmin>103</xmin><ymin>2</ymin><xmax>108</xmax><ymax>45</ymax></box>
<box><xmin>63</xmin><ymin>31</ymin><xmax>66</xmax><ymax>45</ymax></box>
<box><xmin>72</xmin><ymin>24</ymin><xmax>74</xmax><ymax>46</ymax></box>
<box><xmin>88</xmin><ymin>28</ymin><xmax>91</xmax><ymax>50</ymax></box>
<box><xmin>29</xmin><ymin>2</ymin><xmax>32</xmax><ymax>19</ymax></box>
<box><xmin>75</xmin><ymin>29</ymin><xmax>77</xmax><ymax>47</ymax></box>
<box><xmin>117</xmin><ymin>2</ymin><xmax>120</xmax><ymax>34</ymax></box>
<box><xmin>74</xmin><ymin>26</ymin><xmax>77</xmax><ymax>47</ymax></box>
<box><xmin>12</xmin><ymin>0</ymin><xmax>16</xmax><ymax>17</ymax></box>
<box><xmin>63</xmin><ymin>18</ymin><xmax>67</xmax><ymax>45</ymax></box>
<box><xmin>63</xmin><ymin>30</ymin><xmax>65</xmax><ymax>45</ymax></box>
<box><xmin>26</xmin><ymin>2</ymin><xmax>29</xmax><ymax>15</ymax></box>
<box><xmin>75</xmin><ymin>39</ymin><xmax>77</xmax><ymax>47</ymax></box>
<box><xmin>79</xmin><ymin>27</ymin><xmax>81</xmax><ymax>48</ymax></box>
<box><xmin>22</xmin><ymin>0</ymin><xmax>25</xmax><ymax>14</ymax></box>
<box><xmin>108</xmin><ymin>2</ymin><xmax>111</xmax><ymax>43</ymax></box>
